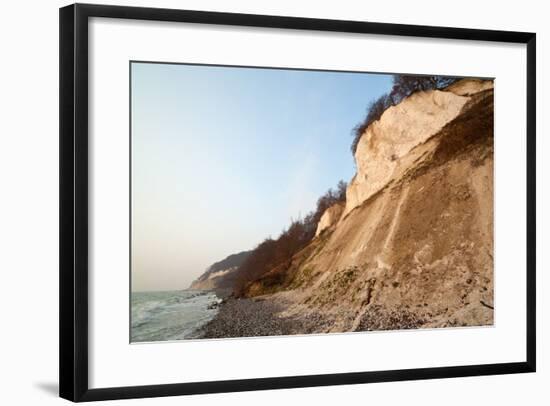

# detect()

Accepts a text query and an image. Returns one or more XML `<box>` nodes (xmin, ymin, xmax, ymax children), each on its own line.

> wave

<box><xmin>131</xmin><ymin>290</ymin><xmax>220</xmax><ymax>342</ymax></box>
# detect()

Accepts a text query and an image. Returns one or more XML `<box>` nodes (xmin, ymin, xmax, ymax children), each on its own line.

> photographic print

<box><xmin>130</xmin><ymin>62</ymin><xmax>494</xmax><ymax>343</ymax></box>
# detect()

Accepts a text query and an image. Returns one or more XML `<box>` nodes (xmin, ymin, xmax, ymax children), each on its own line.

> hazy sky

<box><xmin>131</xmin><ymin>62</ymin><xmax>392</xmax><ymax>291</ymax></box>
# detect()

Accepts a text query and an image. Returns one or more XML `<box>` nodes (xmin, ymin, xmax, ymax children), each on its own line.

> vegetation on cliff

<box><xmin>232</xmin><ymin>180</ymin><xmax>347</xmax><ymax>295</ymax></box>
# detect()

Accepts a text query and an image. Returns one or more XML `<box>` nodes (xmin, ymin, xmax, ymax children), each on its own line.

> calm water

<box><xmin>131</xmin><ymin>290</ymin><xmax>220</xmax><ymax>342</ymax></box>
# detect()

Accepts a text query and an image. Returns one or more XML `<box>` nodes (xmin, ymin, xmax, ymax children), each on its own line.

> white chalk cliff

<box><xmin>245</xmin><ymin>78</ymin><xmax>495</xmax><ymax>331</ymax></box>
<box><xmin>344</xmin><ymin>79</ymin><xmax>492</xmax><ymax>216</ymax></box>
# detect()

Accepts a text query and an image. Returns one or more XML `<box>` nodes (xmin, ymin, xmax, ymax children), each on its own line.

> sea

<box><xmin>131</xmin><ymin>290</ymin><xmax>221</xmax><ymax>342</ymax></box>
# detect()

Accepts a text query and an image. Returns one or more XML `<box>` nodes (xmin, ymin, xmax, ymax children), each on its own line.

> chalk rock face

<box><xmin>315</xmin><ymin>202</ymin><xmax>344</xmax><ymax>237</ymax></box>
<box><xmin>343</xmin><ymin>80</ymin><xmax>494</xmax><ymax>216</ymax></box>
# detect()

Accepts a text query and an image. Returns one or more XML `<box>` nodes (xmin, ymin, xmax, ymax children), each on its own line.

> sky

<box><xmin>131</xmin><ymin>62</ymin><xmax>392</xmax><ymax>291</ymax></box>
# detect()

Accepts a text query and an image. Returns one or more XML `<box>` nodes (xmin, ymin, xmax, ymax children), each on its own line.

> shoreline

<box><xmin>197</xmin><ymin>290</ymin><xmax>493</xmax><ymax>339</ymax></box>
<box><xmin>198</xmin><ymin>296</ymin><xmax>330</xmax><ymax>339</ymax></box>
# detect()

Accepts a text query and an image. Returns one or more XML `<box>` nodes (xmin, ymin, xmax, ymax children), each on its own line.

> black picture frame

<box><xmin>59</xmin><ymin>3</ymin><xmax>536</xmax><ymax>402</ymax></box>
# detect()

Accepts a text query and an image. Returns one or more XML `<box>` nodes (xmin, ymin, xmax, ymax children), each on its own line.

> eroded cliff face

<box><xmin>315</xmin><ymin>202</ymin><xmax>344</xmax><ymax>237</ymax></box>
<box><xmin>345</xmin><ymin>79</ymin><xmax>491</xmax><ymax>216</ymax></box>
<box><xmin>245</xmin><ymin>79</ymin><xmax>494</xmax><ymax>331</ymax></box>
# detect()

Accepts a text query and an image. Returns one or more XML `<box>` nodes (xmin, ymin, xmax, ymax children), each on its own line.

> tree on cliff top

<box><xmin>389</xmin><ymin>75</ymin><xmax>460</xmax><ymax>104</ymax></box>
